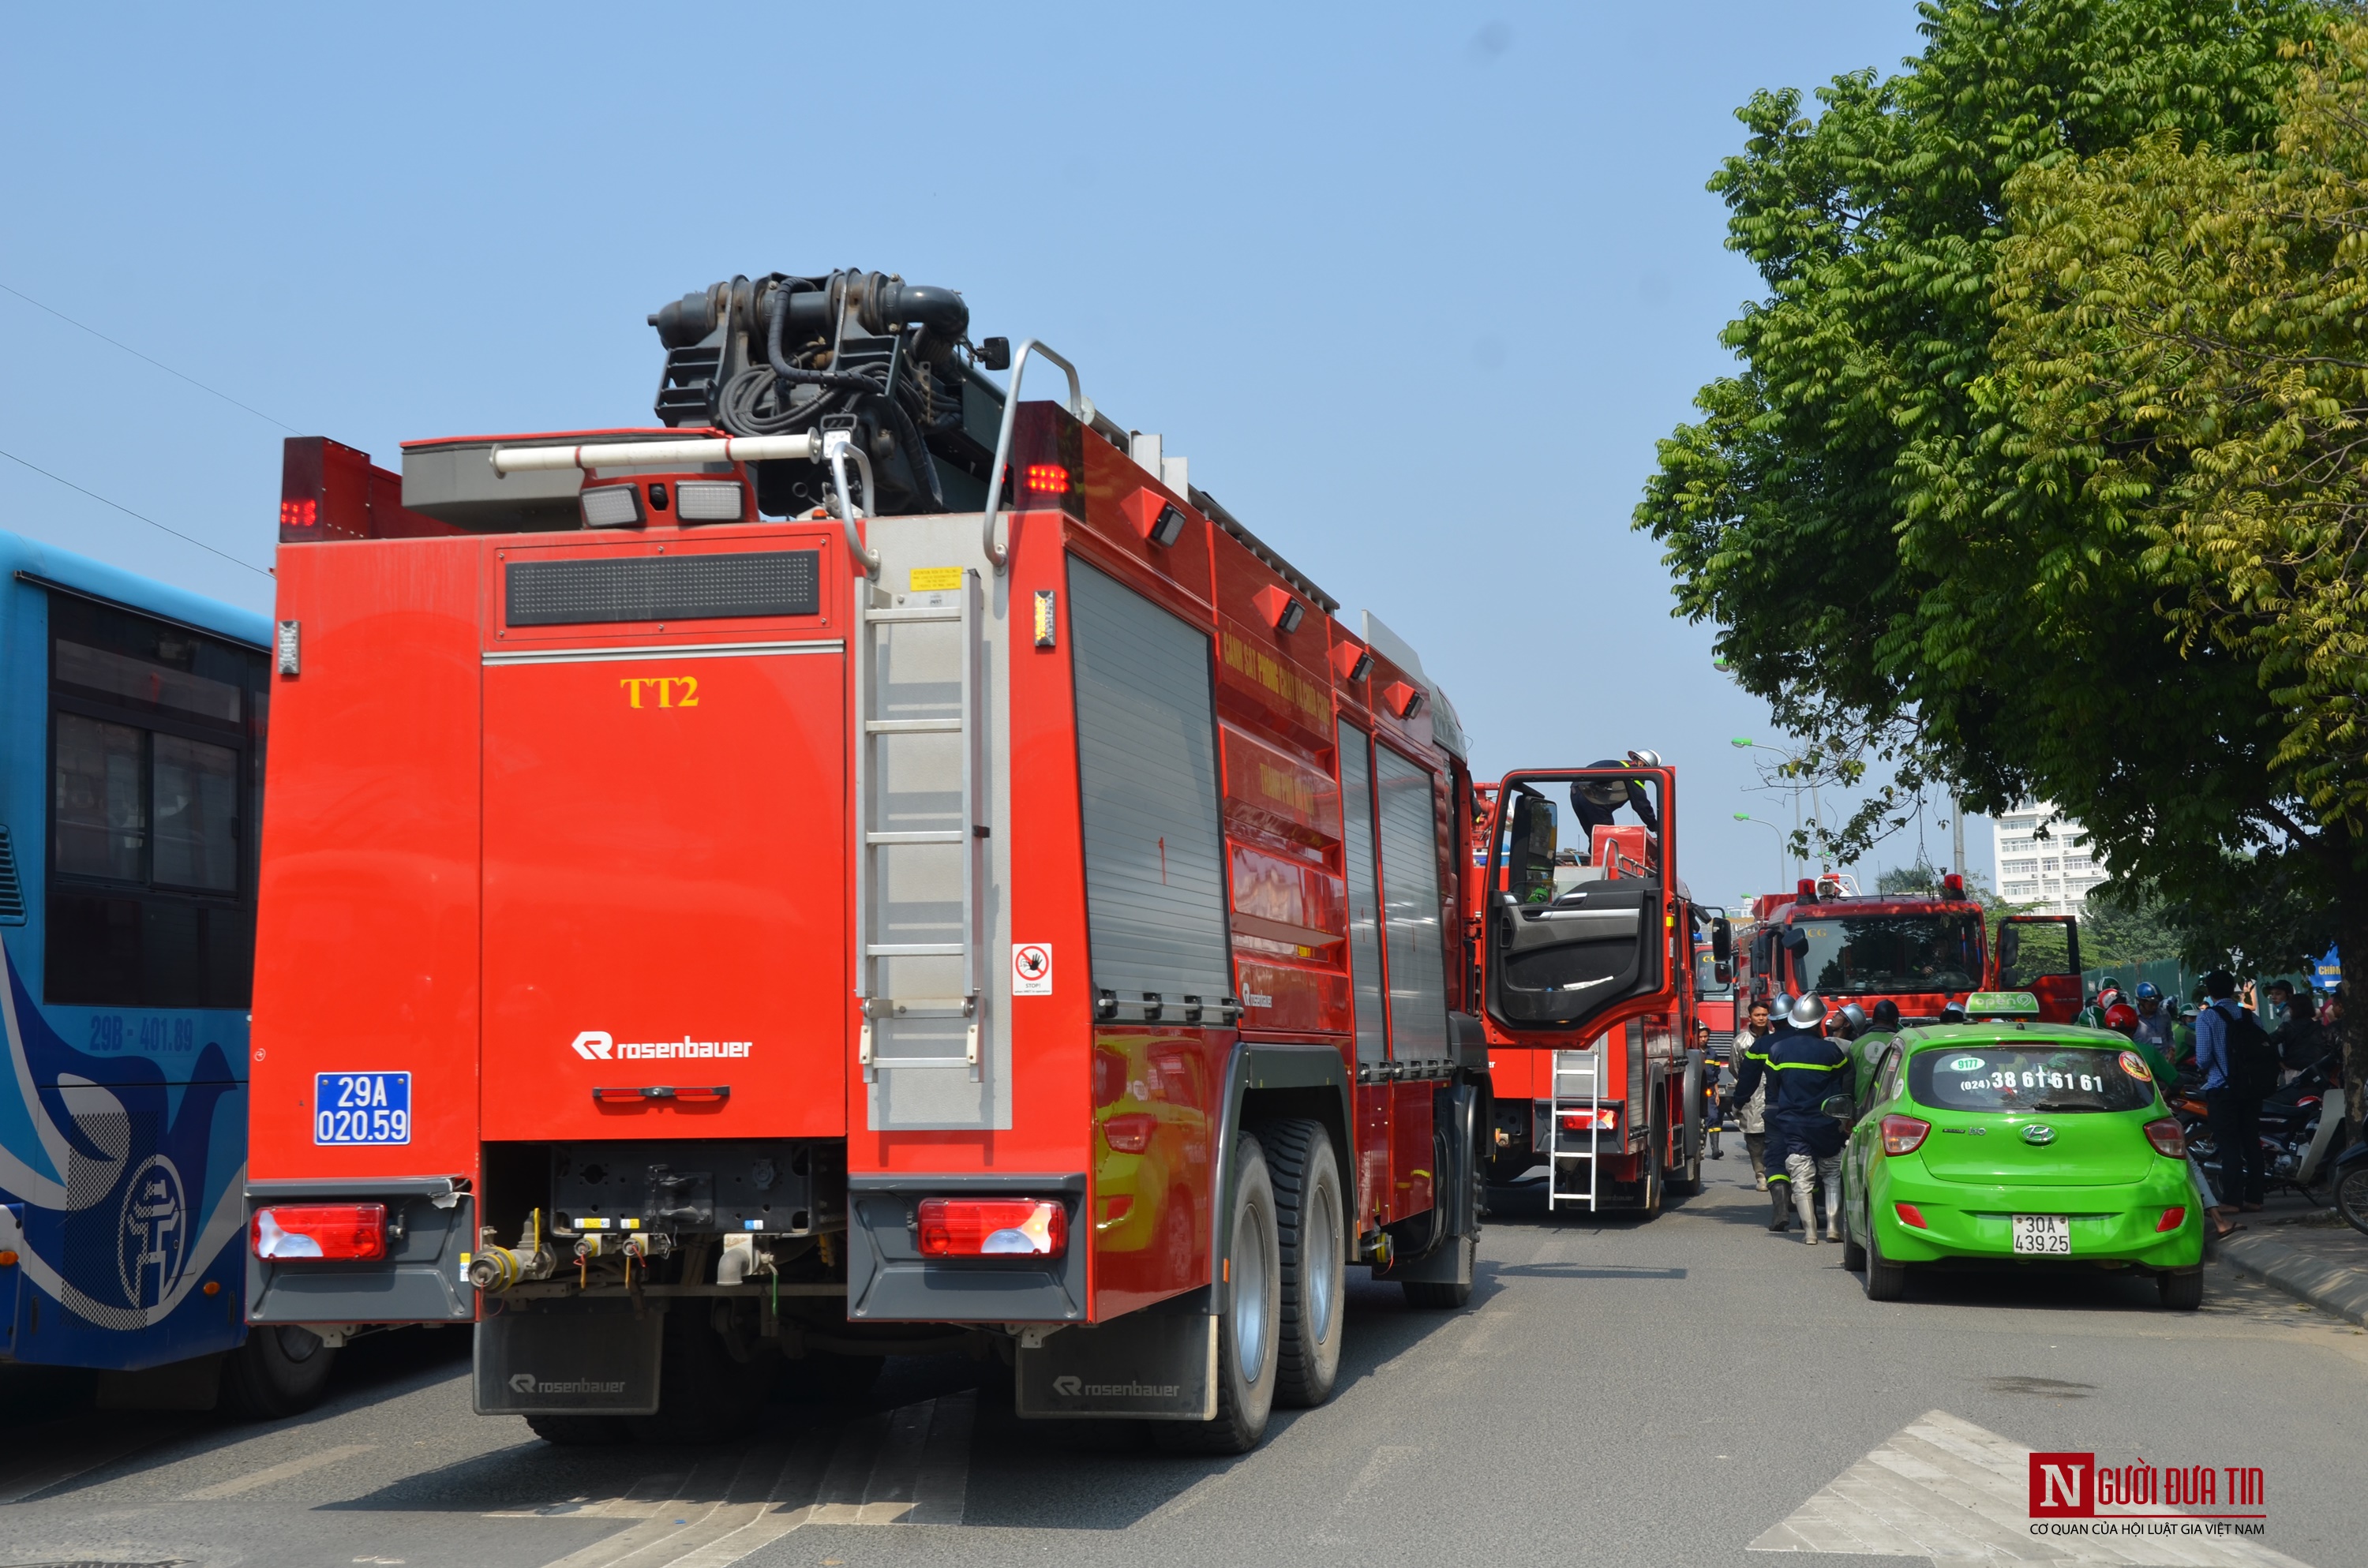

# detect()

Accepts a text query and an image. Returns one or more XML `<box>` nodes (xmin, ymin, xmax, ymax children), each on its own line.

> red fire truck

<box><xmin>1733</xmin><ymin>873</ymin><xmax>2082</xmax><ymax>1024</ymax></box>
<box><xmin>237</xmin><ymin>269</ymin><xmax>1690</xmax><ymax>1454</ymax></box>
<box><xmin>1462</xmin><ymin>770</ymin><xmax>1725</xmax><ymax>1214</ymax></box>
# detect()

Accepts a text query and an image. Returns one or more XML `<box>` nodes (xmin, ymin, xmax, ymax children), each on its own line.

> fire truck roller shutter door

<box><xmin>1375</xmin><ymin>746</ymin><xmax>1449</xmax><ymax>1060</ymax></box>
<box><xmin>1339</xmin><ymin>724</ymin><xmax>1386</xmax><ymax>1068</ymax></box>
<box><xmin>1066</xmin><ymin>560</ymin><xmax>1233</xmax><ymax>1009</ymax></box>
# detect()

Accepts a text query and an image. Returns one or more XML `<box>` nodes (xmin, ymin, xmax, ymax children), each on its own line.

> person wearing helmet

<box><xmin>1730</xmin><ymin>994</ymin><xmax>1851</xmax><ymax>1241</ymax></box>
<box><xmin>2076</xmin><ymin>977</ymin><xmax>2126</xmax><ymax>1029</ymax></box>
<box><xmin>2130</xmin><ymin>982</ymin><xmax>2175</xmax><ymax>1059</ymax></box>
<box><xmin>1568</xmin><ymin>755</ymin><xmax>1661</xmax><ymax>854</ymax></box>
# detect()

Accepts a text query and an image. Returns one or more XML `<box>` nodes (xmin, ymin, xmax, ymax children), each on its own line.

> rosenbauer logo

<box><xmin>2029</xmin><ymin>1451</ymin><xmax>2268</xmax><ymax>1540</ymax></box>
<box><xmin>570</xmin><ymin>1031</ymin><xmax>752</xmax><ymax>1061</ymax></box>
<box><xmin>508</xmin><ymin>1372</ymin><xmax>629</xmax><ymax>1395</ymax></box>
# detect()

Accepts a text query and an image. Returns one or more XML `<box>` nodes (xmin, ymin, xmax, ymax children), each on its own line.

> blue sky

<box><xmin>0</xmin><ymin>2</ymin><xmax>1981</xmax><ymax>905</ymax></box>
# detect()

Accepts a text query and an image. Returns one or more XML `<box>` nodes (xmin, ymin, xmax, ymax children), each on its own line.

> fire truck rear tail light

<box><xmin>1879</xmin><ymin>1115</ymin><xmax>1931</xmax><ymax>1155</ymax></box>
<box><xmin>675</xmin><ymin>481</ymin><xmax>745</xmax><ymax>522</ymax></box>
<box><xmin>1102</xmin><ymin>1113</ymin><xmax>1156</xmax><ymax>1154</ymax></box>
<box><xmin>1558</xmin><ymin>1107</ymin><xmax>1618</xmax><ymax>1133</ymax></box>
<box><xmin>1024</xmin><ymin>462</ymin><xmax>1070</xmax><ymax>494</ymax></box>
<box><xmin>1894</xmin><ymin>1202</ymin><xmax>1928</xmax><ymax>1229</ymax></box>
<box><xmin>581</xmin><ymin>485</ymin><xmax>643</xmax><ymax>528</ymax></box>
<box><xmin>916</xmin><ymin>1198</ymin><xmax>1066</xmax><ymax>1258</ymax></box>
<box><xmin>279</xmin><ymin>499</ymin><xmax>318</xmax><ymax>530</ymax></box>
<box><xmin>252</xmin><ymin>1203</ymin><xmax>388</xmax><ymax>1261</ymax></box>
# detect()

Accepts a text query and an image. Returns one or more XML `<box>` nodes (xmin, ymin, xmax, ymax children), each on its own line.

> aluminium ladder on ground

<box><xmin>1546</xmin><ymin>1046</ymin><xmax>1603</xmax><ymax>1211</ymax></box>
<box><xmin>855</xmin><ymin>571</ymin><xmax>986</xmax><ymax>1098</ymax></box>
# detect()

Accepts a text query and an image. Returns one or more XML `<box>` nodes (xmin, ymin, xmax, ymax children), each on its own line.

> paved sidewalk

<box><xmin>2213</xmin><ymin>1190</ymin><xmax>2368</xmax><ymax>1327</ymax></box>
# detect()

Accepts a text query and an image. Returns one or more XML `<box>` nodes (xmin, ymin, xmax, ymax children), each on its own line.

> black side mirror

<box><xmin>1711</xmin><ymin>917</ymin><xmax>1733</xmax><ymax>961</ymax></box>
<box><xmin>1714</xmin><ymin>960</ymin><xmax>1733</xmax><ymax>986</ymax></box>
<box><xmin>978</xmin><ymin>336</ymin><xmax>1012</xmax><ymax>371</ymax></box>
<box><xmin>1819</xmin><ymin>1092</ymin><xmax>1854</xmax><ymax>1124</ymax></box>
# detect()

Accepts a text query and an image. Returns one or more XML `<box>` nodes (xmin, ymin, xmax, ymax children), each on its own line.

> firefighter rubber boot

<box><xmin>1823</xmin><ymin>1184</ymin><xmax>1845</xmax><ymax>1244</ymax></box>
<box><xmin>1767</xmin><ymin>1185</ymin><xmax>1791</xmax><ymax>1231</ymax></box>
<box><xmin>1793</xmin><ymin>1181</ymin><xmax>1820</xmax><ymax>1242</ymax></box>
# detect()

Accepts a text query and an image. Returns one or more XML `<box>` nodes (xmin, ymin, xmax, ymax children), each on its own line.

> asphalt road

<box><xmin>3</xmin><ymin>1151</ymin><xmax>2362</xmax><ymax>1568</ymax></box>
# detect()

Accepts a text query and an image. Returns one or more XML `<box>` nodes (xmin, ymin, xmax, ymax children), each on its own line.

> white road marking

<box><xmin>1313</xmin><ymin>1445</ymin><xmax>1422</xmax><ymax>1545</ymax></box>
<box><xmin>182</xmin><ymin>1443</ymin><xmax>376</xmax><ymax>1500</ymax></box>
<box><xmin>1749</xmin><ymin>1409</ymin><xmax>2311</xmax><ymax>1566</ymax></box>
<box><xmin>492</xmin><ymin>1394</ymin><xmax>976</xmax><ymax>1566</ymax></box>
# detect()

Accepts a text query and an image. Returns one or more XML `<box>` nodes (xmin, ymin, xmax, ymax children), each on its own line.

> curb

<box><xmin>2216</xmin><ymin>1230</ymin><xmax>2368</xmax><ymax>1327</ymax></box>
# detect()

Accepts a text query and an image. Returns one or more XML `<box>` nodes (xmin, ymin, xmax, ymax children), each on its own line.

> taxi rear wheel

<box><xmin>1841</xmin><ymin>1202</ymin><xmax>1868</xmax><ymax>1272</ymax></box>
<box><xmin>1862</xmin><ymin>1222</ymin><xmax>1907</xmax><ymax>1302</ymax></box>
<box><xmin>2157</xmin><ymin>1267</ymin><xmax>2203</xmax><ymax>1312</ymax></box>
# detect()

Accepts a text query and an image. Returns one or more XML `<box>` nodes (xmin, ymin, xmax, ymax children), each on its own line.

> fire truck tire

<box><xmin>631</xmin><ymin>1303</ymin><xmax>779</xmax><ymax>1444</ymax></box>
<box><xmin>1155</xmin><ymin>1133</ymin><xmax>1280</xmax><ymax>1455</ymax></box>
<box><xmin>1637</xmin><ymin>1095</ymin><xmax>1667</xmax><ymax>1220</ymax></box>
<box><xmin>220</xmin><ymin>1325</ymin><xmax>337</xmax><ymax>1419</ymax></box>
<box><xmin>1264</xmin><ymin>1118</ymin><xmax>1345</xmax><ymax>1408</ymax></box>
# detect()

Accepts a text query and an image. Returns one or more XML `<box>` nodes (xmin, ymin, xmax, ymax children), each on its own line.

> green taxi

<box><xmin>1840</xmin><ymin>993</ymin><xmax>2205</xmax><ymax>1308</ymax></box>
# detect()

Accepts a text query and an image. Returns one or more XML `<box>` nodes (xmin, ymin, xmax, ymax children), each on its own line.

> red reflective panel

<box><xmin>1894</xmin><ymin>1201</ymin><xmax>1929</xmax><ymax>1229</ymax></box>
<box><xmin>2156</xmin><ymin>1206</ymin><xmax>2187</xmax><ymax>1233</ymax></box>
<box><xmin>916</xmin><ymin>1197</ymin><xmax>1066</xmax><ymax>1258</ymax></box>
<box><xmin>252</xmin><ymin>1203</ymin><xmax>388</xmax><ymax>1260</ymax></box>
<box><xmin>1023</xmin><ymin>462</ymin><xmax>1070</xmax><ymax>493</ymax></box>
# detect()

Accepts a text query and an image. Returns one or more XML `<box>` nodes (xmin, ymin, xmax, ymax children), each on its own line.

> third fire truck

<box><xmin>237</xmin><ymin>268</ymin><xmax>1699</xmax><ymax>1454</ymax></box>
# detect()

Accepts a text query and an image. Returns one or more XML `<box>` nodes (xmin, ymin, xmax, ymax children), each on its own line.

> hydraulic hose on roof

<box><xmin>757</xmin><ymin>285</ymin><xmax>944</xmax><ymax>511</ymax></box>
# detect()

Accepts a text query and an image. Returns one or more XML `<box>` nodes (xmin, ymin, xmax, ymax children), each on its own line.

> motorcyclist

<box><xmin>1731</xmin><ymin>994</ymin><xmax>1851</xmax><ymax>1243</ymax></box>
<box><xmin>2075</xmin><ymin>977</ymin><xmax>2126</xmax><ymax>1028</ymax></box>
<box><xmin>2130</xmin><ymin>982</ymin><xmax>2175</xmax><ymax>1055</ymax></box>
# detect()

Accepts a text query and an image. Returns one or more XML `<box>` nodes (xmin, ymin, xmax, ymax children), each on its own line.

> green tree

<box><xmin>1634</xmin><ymin>0</ymin><xmax>2350</xmax><ymax>1036</ymax></box>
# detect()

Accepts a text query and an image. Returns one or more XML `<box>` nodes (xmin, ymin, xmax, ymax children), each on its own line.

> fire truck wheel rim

<box><xmin>1307</xmin><ymin>1174</ymin><xmax>1340</xmax><ymax>1342</ymax></box>
<box><xmin>1235</xmin><ymin>1201</ymin><xmax>1273</xmax><ymax>1381</ymax></box>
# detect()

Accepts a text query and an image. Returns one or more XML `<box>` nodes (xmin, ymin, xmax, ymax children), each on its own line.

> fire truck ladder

<box><xmin>856</xmin><ymin>569</ymin><xmax>985</xmax><ymax>1092</ymax></box>
<box><xmin>1546</xmin><ymin>1046</ymin><xmax>1602</xmax><ymax>1212</ymax></box>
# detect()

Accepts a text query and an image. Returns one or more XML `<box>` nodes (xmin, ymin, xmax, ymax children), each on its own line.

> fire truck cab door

<box><xmin>1988</xmin><ymin>914</ymin><xmax>2081</xmax><ymax>1022</ymax></box>
<box><xmin>1481</xmin><ymin>769</ymin><xmax>1675</xmax><ymax>1042</ymax></box>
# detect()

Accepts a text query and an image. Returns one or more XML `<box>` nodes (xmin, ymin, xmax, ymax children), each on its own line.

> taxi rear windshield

<box><xmin>1909</xmin><ymin>1046</ymin><xmax>2154</xmax><ymax>1114</ymax></box>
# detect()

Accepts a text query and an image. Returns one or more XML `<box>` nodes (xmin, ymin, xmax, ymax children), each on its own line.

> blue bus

<box><xmin>0</xmin><ymin>530</ymin><xmax>331</xmax><ymax>1414</ymax></box>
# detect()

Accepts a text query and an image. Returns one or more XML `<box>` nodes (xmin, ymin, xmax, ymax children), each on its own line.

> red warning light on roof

<box><xmin>280</xmin><ymin>499</ymin><xmax>318</xmax><ymax>529</ymax></box>
<box><xmin>1024</xmin><ymin>463</ymin><xmax>1071</xmax><ymax>494</ymax></box>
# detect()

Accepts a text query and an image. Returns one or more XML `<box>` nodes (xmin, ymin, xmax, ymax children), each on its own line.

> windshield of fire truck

<box><xmin>1786</xmin><ymin>913</ymin><xmax>1982</xmax><ymax>997</ymax></box>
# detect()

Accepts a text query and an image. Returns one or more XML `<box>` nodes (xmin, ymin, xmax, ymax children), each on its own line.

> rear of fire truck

<box><xmin>238</xmin><ymin>271</ymin><xmax>1557</xmax><ymax>1453</ymax></box>
<box><xmin>1467</xmin><ymin>770</ymin><xmax>1719</xmax><ymax>1214</ymax></box>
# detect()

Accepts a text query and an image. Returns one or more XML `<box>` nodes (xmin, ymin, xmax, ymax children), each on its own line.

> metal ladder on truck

<box><xmin>855</xmin><ymin>568</ymin><xmax>987</xmax><ymax>1115</ymax></box>
<box><xmin>1546</xmin><ymin>1045</ymin><xmax>1602</xmax><ymax>1212</ymax></box>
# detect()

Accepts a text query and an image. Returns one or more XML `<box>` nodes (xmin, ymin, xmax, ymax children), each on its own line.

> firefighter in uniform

<box><xmin>1733</xmin><ymin>995</ymin><xmax>1808</xmax><ymax>1229</ymax></box>
<box><xmin>1732</xmin><ymin>994</ymin><xmax>1851</xmax><ymax>1243</ymax></box>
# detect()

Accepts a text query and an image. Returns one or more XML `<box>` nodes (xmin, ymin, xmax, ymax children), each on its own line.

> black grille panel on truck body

<box><xmin>505</xmin><ymin>551</ymin><xmax>819</xmax><ymax>626</ymax></box>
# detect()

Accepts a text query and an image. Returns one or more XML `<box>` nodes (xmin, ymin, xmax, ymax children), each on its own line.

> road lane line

<box><xmin>904</xmin><ymin>1390</ymin><xmax>975</xmax><ymax>1525</ymax></box>
<box><xmin>1748</xmin><ymin>1409</ymin><xmax>2313</xmax><ymax>1566</ymax></box>
<box><xmin>182</xmin><ymin>1443</ymin><xmax>376</xmax><ymax>1499</ymax></box>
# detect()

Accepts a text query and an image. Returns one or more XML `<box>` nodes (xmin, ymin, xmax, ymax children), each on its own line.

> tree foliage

<box><xmin>1636</xmin><ymin>0</ymin><xmax>2343</xmax><ymax>962</ymax></box>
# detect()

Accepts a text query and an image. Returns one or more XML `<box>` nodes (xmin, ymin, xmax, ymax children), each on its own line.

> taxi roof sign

<box><xmin>1964</xmin><ymin>990</ymin><xmax>2041</xmax><ymax>1017</ymax></box>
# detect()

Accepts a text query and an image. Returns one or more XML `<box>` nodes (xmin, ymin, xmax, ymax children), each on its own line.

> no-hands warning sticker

<box><xmin>1012</xmin><ymin>943</ymin><xmax>1053</xmax><ymax>997</ymax></box>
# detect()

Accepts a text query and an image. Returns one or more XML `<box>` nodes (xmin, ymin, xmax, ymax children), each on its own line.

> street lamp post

<box><xmin>1735</xmin><ymin>811</ymin><xmax>1786</xmax><ymax>890</ymax></box>
<box><xmin>1733</xmin><ymin>736</ymin><xmax>1818</xmax><ymax>869</ymax></box>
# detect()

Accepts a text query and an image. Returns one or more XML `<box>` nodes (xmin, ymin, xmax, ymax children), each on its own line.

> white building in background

<box><xmin>1991</xmin><ymin>801</ymin><xmax>2108</xmax><ymax>915</ymax></box>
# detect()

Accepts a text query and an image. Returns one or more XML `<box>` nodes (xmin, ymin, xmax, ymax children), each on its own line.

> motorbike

<box><xmin>2174</xmin><ymin>1053</ymin><xmax>2348</xmax><ymax>1199</ymax></box>
<box><xmin>2329</xmin><ymin>1138</ymin><xmax>2368</xmax><ymax>1237</ymax></box>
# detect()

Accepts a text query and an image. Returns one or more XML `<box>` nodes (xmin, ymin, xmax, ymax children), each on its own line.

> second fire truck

<box><xmin>237</xmin><ymin>269</ymin><xmax>1699</xmax><ymax>1454</ymax></box>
